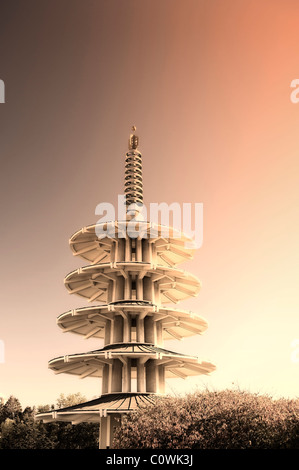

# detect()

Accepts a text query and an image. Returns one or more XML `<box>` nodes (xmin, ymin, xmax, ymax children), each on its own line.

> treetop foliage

<box><xmin>113</xmin><ymin>389</ymin><xmax>299</xmax><ymax>449</ymax></box>
<box><xmin>0</xmin><ymin>394</ymin><xmax>98</xmax><ymax>449</ymax></box>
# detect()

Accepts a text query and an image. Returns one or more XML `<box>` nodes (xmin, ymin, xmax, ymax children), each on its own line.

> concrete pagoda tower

<box><xmin>36</xmin><ymin>127</ymin><xmax>216</xmax><ymax>448</ymax></box>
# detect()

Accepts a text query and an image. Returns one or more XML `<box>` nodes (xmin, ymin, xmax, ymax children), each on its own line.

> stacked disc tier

<box><xmin>37</xmin><ymin>221</ymin><xmax>215</xmax><ymax>442</ymax></box>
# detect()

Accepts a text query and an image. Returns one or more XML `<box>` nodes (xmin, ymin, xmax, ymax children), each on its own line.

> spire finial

<box><xmin>125</xmin><ymin>125</ymin><xmax>143</xmax><ymax>209</ymax></box>
<box><xmin>129</xmin><ymin>125</ymin><xmax>139</xmax><ymax>150</ymax></box>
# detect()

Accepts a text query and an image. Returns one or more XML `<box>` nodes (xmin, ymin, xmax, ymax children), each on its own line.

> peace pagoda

<box><xmin>36</xmin><ymin>127</ymin><xmax>215</xmax><ymax>448</ymax></box>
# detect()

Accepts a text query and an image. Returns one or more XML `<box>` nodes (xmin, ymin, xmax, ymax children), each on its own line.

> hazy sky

<box><xmin>0</xmin><ymin>0</ymin><xmax>298</xmax><ymax>407</ymax></box>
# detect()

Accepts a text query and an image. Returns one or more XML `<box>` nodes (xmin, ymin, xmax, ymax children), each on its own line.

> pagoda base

<box><xmin>35</xmin><ymin>392</ymin><xmax>156</xmax><ymax>424</ymax></box>
<box><xmin>35</xmin><ymin>391</ymin><xmax>157</xmax><ymax>449</ymax></box>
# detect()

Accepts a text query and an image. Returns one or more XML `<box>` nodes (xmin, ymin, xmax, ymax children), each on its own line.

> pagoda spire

<box><xmin>125</xmin><ymin>126</ymin><xmax>143</xmax><ymax>208</ymax></box>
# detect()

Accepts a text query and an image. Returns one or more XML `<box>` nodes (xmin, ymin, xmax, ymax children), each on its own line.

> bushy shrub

<box><xmin>0</xmin><ymin>395</ymin><xmax>99</xmax><ymax>449</ymax></box>
<box><xmin>113</xmin><ymin>390</ymin><xmax>299</xmax><ymax>449</ymax></box>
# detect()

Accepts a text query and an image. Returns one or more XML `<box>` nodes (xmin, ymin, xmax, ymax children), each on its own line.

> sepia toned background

<box><xmin>0</xmin><ymin>0</ymin><xmax>298</xmax><ymax>407</ymax></box>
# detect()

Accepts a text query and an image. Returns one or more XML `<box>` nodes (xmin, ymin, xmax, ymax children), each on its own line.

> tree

<box><xmin>0</xmin><ymin>395</ymin><xmax>22</xmax><ymax>423</ymax></box>
<box><xmin>113</xmin><ymin>390</ymin><xmax>299</xmax><ymax>449</ymax></box>
<box><xmin>0</xmin><ymin>393</ymin><xmax>99</xmax><ymax>449</ymax></box>
<box><xmin>1</xmin><ymin>417</ymin><xmax>55</xmax><ymax>449</ymax></box>
<box><xmin>49</xmin><ymin>421</ymin><xmax>99</xmax><ymax>449</ymax></box>
<box><xmin>39</xmin><ymin>393</ymin><xmax>99</xmax><ymax>449</ymax></box>
<box><xmin>37</xmin><ymin>403</ymin><xmax>53</xmax><ymax>413</ymax></box>
<box><xmin>56</xmin><ymin>393</ymin><xmax>87</xmax><ymax>409</ymax></box>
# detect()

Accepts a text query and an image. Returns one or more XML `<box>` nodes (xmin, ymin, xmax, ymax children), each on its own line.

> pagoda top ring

<box><xmin>69</xmin><ymin>221</ymin><xmax>197</xmax><ymax>267</ymax></box>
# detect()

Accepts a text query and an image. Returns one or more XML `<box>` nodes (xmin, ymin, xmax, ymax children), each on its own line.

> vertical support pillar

<box><xmin>154</xmin><ymin>283</ymin><xmax>160</xmax><ymax>305</ymax></box>
<box><xmin>136</xmin><ymin>316</ymin><xmax>145</xmax><ymax>342</ymax></box>
<box><xmin>144</xmin><ymin>316</ymin><xmax>157</xmax><ymax>345</ymax></box>
<box><xmin>136</xmin><ymin>278</ymin><xmax>143</xmax><ymax>300</ymax></box>
<box><xmin>113</xmin><ymin>316</ymin><xmax>123</xmax><ymax>343</ymax></box>
<box><xmin>156</xmin><ymin>321</ymin><xmax>163</xmax><ymax>347</ymax></box>
<box><xmin>146</xmin><ymin>360</ymin><xmax>158</xmax><ymax>393</ymax></box>
<box><xmin>115</xmin><ymin>276</ymin><xmax>124</xmax><ymax>301</ymax></box>
<box><xmin>120</xmin><ymin>312</ymin><xmax>131</xmax><ymax>342</ymax></box>
<box><xmin>143</xmin><ymin>277</ymin><xmax>153</xmax><ymax>302</ymax></box>
<box><xmin>100</xmin><ymin>414</ymin><xmax>121</xmax><ymax>449</ymax></box>
<box><xmin>111</xmin><ymin>360</ymin><xmax>122</xmax><ymax>392</ymax></box>
<box><xmin>136</xmin><ymin>238</ymin><xmax>142</xmax><ymax>261</ymax></box>
<box><xmin>116</xmin><ymin>239</ymin><xmax>125</xmax><ymax>262</ymax></box>
<box><xmin>99</xmin><ymin>416</ymin><xmax>107</xmax><ymax>449</ymax></box>
<box><xmin>152</xmin><ymin>244</ymin><xmax>157</xmax><ymax>265</ymax></box>
<box><xmin>122</xmin><ymin>358</ymin><xmax>131</xmax><ymax>392</ymax></box>
<box><xmin>104</xmin><ymin>320</ymin><xmax>111</xmax><ymax>346</ymax></box>
<box><xmin>137</xmin><ymin>359</ymin><xmax>146</xmax><ymax>392</ymax></box>
<box><xmin>107</xmin><ymin>280</ymin><xmax>113</xmax><ymax>304</ymax></box>
<box><xmin>111</xmin><ymin>241</ymin><xmax>116</xmax><ymax>263</ymax></box>
<box><xmin>106</xmin><ymin>415</ymin><xmax>111</xmax><ymax>448</ymax></box>
<box><xmin>158</xmin><ymin>365</ymin><xmax>165</xmax><ymax>394</ymax></box>
<box><xmin>124</xmin><ymin>277</ymin><xmax>131</xmax><ymax>299</ymax></box>
<box><xmin>110</xmin><ymin>320</ymin><xmax>115</xmax><ymax>345</ymax></box>
<box><xmin>102</xmin><ymin>364</ymin><xmax>109</xmax><ymax>394</ymax></box>
<box><xmin>108</xmin><ymin>364</ymin><xmax>113</xmax><ymax>393</ymax></box>
<box><xmin>142</xmin><ymin>239</ymin><xmax>151</xmax><ymax>263</ymax></box>
<box><xmin>125</xmin><ymin>238</ymin><xmax>132</xmax><ymax>262</ymax></box>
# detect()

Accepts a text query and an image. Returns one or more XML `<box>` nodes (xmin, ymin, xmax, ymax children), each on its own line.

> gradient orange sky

<box><xmin>0</xmin><ymin>0</ymin><xmax>298</xmax><ymax>407</ymax></box>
